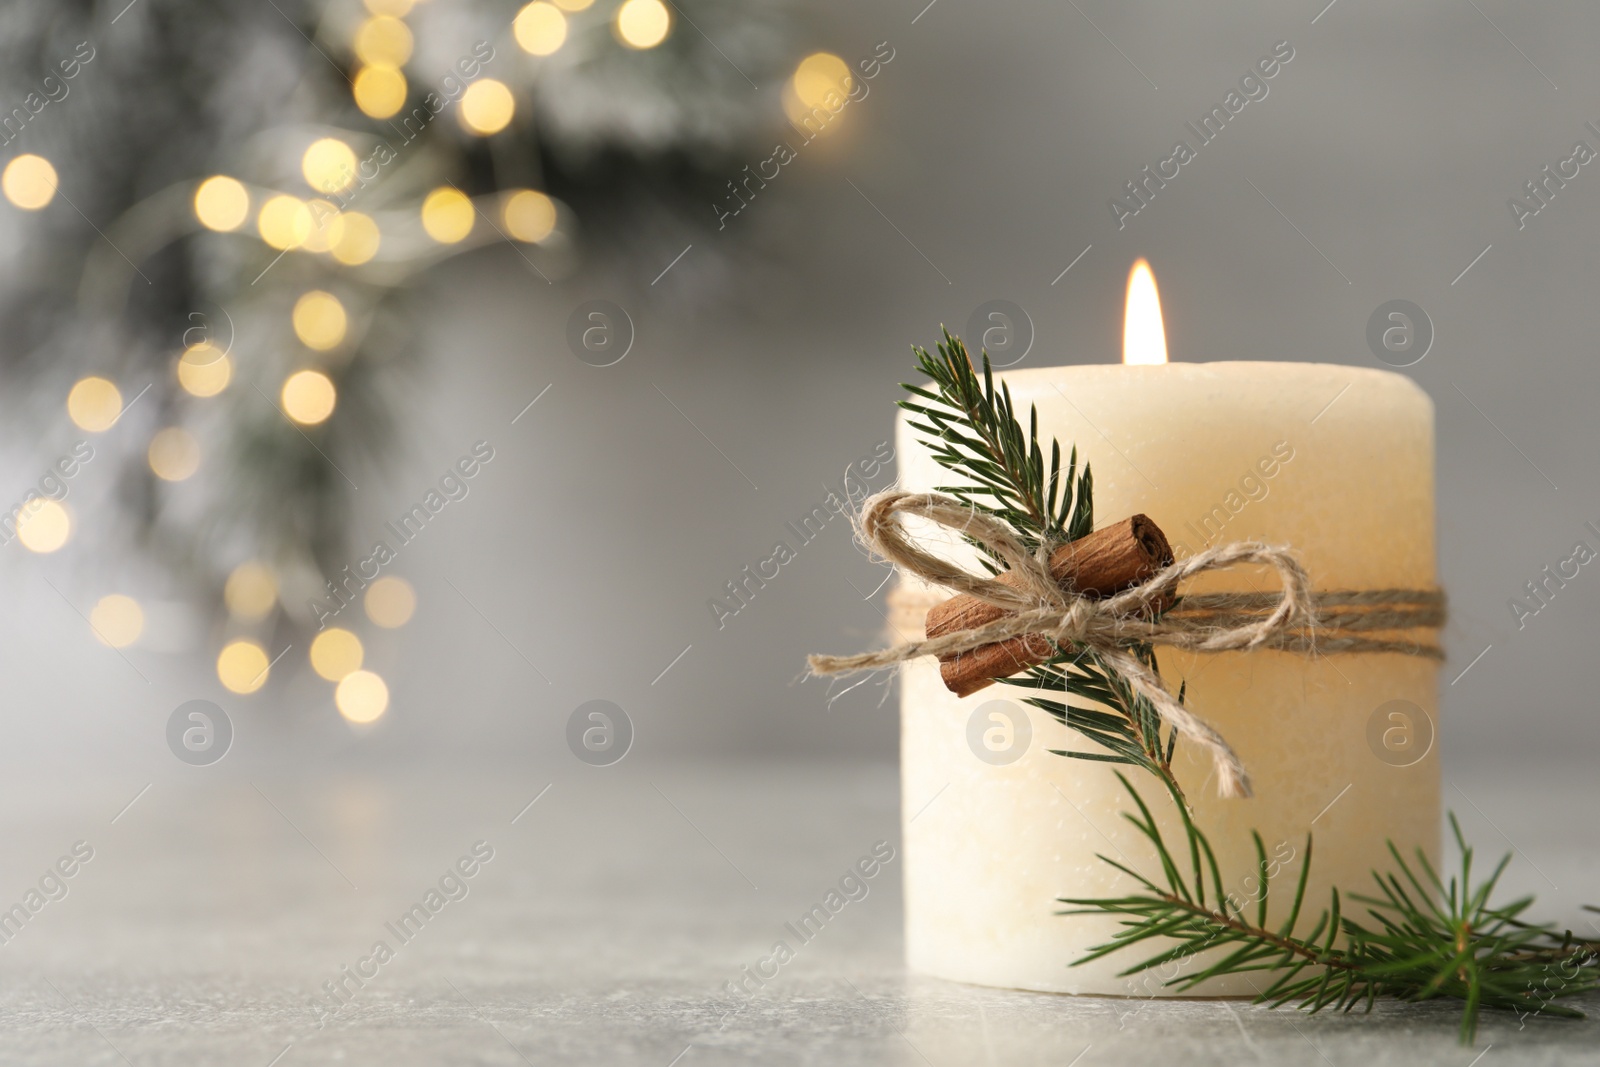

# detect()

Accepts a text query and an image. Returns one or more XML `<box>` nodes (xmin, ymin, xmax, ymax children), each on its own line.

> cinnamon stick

<box><xmin>925</xmin><ymin>515</ymin><xmax>1174</xmax><ymax>697</ymax></box>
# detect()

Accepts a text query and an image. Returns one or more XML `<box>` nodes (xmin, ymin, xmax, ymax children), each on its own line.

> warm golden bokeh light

<box><xmin>792</xmin><ymin>52</ymin><xmax>852</xmax><ymax>106</ymax></box>
<box><xmin>459</xmin><ymin>79</ymin><xmax>515</xmax><ymax>135</ymax></box>
<box><xmin>16</xmin><ymin>499</ymin><xmax>70</xmax><ymax>553</ymax></box>
<box><xmin>354</xmin><ymin>16</ymin><xmax>413</xmax><ymax>66</ymax></box>
<box><xmin>148</xmin><ymin>427</ymin><xmax>201</xmax><ymax>481</ymax></box>
<box><xmin>353</xmin><ymin>65</ymin><xmax>408</xmax><ymax>119</ymax></box>
<box><xmin>330</xmin><ymin>211</ymin><xmax>381</xmax><ymax>265</ymax></box>
<box><xmin>363</xmin><ymin>0</ymin><xmax>415</xmax><ymax>15</ymax></box>
<box><xmin>258</xmin><ymin>195</ymin><xmax>313</xmax><ymax>250</ymax></box>
<box><xmin>2</xmin><ymin>154</ymin><xmax>58</xmax><ymax>210</ymax></box>
<box><xmin>554</xmin><ymin>0</ymin><xmax>594</xmax><ymax>9</ymax></box>
<box><xmin>503</xmin><ymin>189</ymin><xmax>557</xmax><ymax>243</ymax></box>
<box><xmin>514</xmin><ymin>2</ymin><xmax>567</xmax><ymax>55</ymax></box>
<box><xmin>292</xmin><ymin>290</ymin><xmax>349</xmax><ymax>351</ymax></box>
<box><xmin>783</xmin><ymin>53</ymin><xmax>852</xmax><ymax>131</ymax></box>
<box><xmin>194</xmin><ymin>176</ymin><xmax>250</xmax><ymax>231</ymax></box>
<box><xmin>91</xmin><ymin>595</ymin><xmax>144</xmax><ymax>649</ymax></box>
<box><xmin>177</xmin><ymin>343</ymin><xmax>233</xmax><ymax>397</ymax></box>
<box><xmin>225</xmin><ymin>562</ymin><xmax>277</xmax><ymax>619</ymax></box>
<box><xmin>310</xmin><ymin>627</ymin><xmax>365</xmax><ymax>681</ymax></box>
<box><xmin>614</xmin><ymin>0</ymin><xmax>670</xmax><ymax>48</ymax></box>
<box><xmin>302</xmin><ymin>139</ymin><xmax>358</xmax><ymax>194</ymax></box>
<box><xmin>218</xmin><ymin>639</ymin><xmax>271</xmax><ymax>694</ymax></box>
<box><xmin>364</xmin><ymin>576</ymin><xmax>416</xmax><ymax>628</ymax></box>
<box><xmin>300</xmin><ymin>201</ymin><xmax>345</xmax><ymax>254</ymax></box>
<box><xmin>420</xmin><ymin>187</ymin><xmax>474</xmax><ymax>243</ymax></box>
<box><xmin>1122</xmin><ymin>258</ymin><xmax>1169</xmax><ymax>366</ymax></box>
<box><xmin>281</xmin><ymin>370</ymin><xmax>338</xmax><ymax>425</ymax></box>
<box><xmin>337</xmin><ymin>669</ymin><xmax>389</xmax><ymax>723</ymax></box>
<box><xmin>68</xmin><ymin>376</ymin><xmax>123</xmax><ymax>432</ymax></box>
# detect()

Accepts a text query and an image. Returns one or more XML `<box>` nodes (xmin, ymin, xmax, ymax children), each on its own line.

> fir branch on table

<box><xmin>1060</xmin><ymin>775</ymin><xmax>1600</xmax><ymax>1044</ymax></box>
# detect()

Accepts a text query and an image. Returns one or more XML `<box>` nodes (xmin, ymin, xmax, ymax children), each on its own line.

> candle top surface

<box><xmin>992</xmin><ymin>360</ymin><xmax>1429</xmax><ymax>399</ymax></box>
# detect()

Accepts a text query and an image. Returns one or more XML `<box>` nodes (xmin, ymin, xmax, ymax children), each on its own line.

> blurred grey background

<box><xmin>1</xmin><ymin>1</ymin><xmax>1598</xmax><ymax>1060</ymax></box>
<box><xmin>2</xmin><ymin>0</ymin><xmax>1590</xmax><ymax>772</ymax></box>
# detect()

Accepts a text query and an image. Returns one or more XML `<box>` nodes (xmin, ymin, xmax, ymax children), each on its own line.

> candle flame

<box><xmin>1122</xmin><ymin>259</ymin><xmax>1168</xmax><ymax>366</ymax></box>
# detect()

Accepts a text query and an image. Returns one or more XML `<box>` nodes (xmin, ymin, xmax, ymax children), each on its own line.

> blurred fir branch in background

<box><xmin>0</xmin><ymin>0</ymin><xmax>832</xmax><ymax>701</ymax></box>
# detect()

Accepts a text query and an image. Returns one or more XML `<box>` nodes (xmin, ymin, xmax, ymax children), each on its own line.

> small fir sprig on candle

<box><xmin>900</xmin><ymin>331</ymin><xmax>1600</xmax><ymax>1043</ymax></box>
<box><xmin>900</xmin><ymin>329</ymin><xmax>1094</xmax><ymax>561</ymax></box>
<box><xmin>900</xmin><ymin>331</ymin><xmax>1186</xmax><ymax>796</ymax></box>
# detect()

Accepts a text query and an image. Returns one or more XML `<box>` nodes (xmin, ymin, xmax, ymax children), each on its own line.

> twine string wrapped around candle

<box><xmin>807</xmin><ymin>491</ymin><xmax>1448</xmax><ymax>800</ymax></box>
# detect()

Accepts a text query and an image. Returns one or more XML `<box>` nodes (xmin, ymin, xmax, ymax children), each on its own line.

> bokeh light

<box><xmin>300</xmin><ymin>201</ymin><xmax>346</xmax><ymax>254</ymax></box>
<box><xmin>225</xmin><ymin>562</ymin><xmax>277</xmax><ymax>619</ymax></box>
<box><xmin>792</xmin><ymin>52</ymin><xmax>852</xmax><ymax>107</ymax></box>
<box><xmin>331</xmin><ymin>212</ymin><xmax>381</xmax><ymax>265</ymax></box>
<box><xmin>68</xmin><ymin>376</ymin><xmax>123</xmax><ymax>432</ymax></box>
<box><xmin>310</xmin><ymin>627</ymin><xmax>365</xmax><ymax>681</ymax></box>
<box><xmin>148</xmin><ymin>427</ymin><xmax>201</xmax><ymax>481</ymax></box>
<box><xmin>258</xmin><ymin>195</ymin><xmax>313</xmax><ymax>250</ymax></box>
<box><xmin>364</xmin><ymin>0</ymin><xmax>415</xmax><ymax>15</ymax></box>
<box><xmin>194</xmin><ymin>176</ymin><xmax>249</xmax><ymax>231</ymax></box>
<box><xmin>217</xmin><ymin>639</ymin><xmax>270</xmax><ymax>694</ymax></box>
<box><xmin>421</xmin><ymin>188</ymin><xmax>474</xmax><ymax>243</ymax></box>
<box><xmin>281</xmin><ymin>370</ymin><xmax>338</xmax><ymax>425</ymax></box>
<box><xmin>459</xmin><ymin>79</ymin><xmax>515</xmax><ymax>135</ymax></box>
<box><xmin>354</xmin><ymin>16</ymin><xmax>413</xmax><ymax>66</ymax></box>
<box><xmin>2</xmin><ymin>154</ymin><xmax>58</xmax><ymax>210</ymax></box>
<box><xmin>353</xmin><ymin>65</ymin><xmax>408</xmax><ymax>119</ymax></box>
<box><xmin>293</xmin><ymin>290</ymin><xmax>348</xmax><ymax>351</ymax></box>
<box><xmin>784</xmin><ymin>53</ymin><xmax>852</xmax><ymax>131</ymax></box>
<box><xmin>554</xmin><ymin>0</ymin><xmax>594</xmax><ymax>9</ymax></box>
<box><xmin>504</xmin><ymin>190</ymin><xmax>557</xmax><ymax>243</ymax></box>
<box><xmin>178</xmin><ymin>343</ymin><xmax>233</xmax><ymax>397</ymax></box>
<box><xmin>90</xmin><ymin>595</ymin><xmax>144</xmax><ymax>649</ymax></box>
<box><xmin>614</xmin><ymin>0</ymin><xmax>670</xmax><ymax>49</ymax></box>
<box><xmin>16</xmin><ymin>499</ymin><xmax>70</xmax><ymax>553</ymax></box>
<box><xmin>364</xmin><ymin>576</ymin><xmax>416</xmax><ymax>628</ymax></box>
<box><xmin>514</xmin><ymin>3</ymin><xmax>567</xmax><ymax>55</ymax></box>
<box><xmin>337</xmin><ymin>669</ymin><xmax>389</xmax><ymax>723</ymax></box>
<box><xmin>302</xmin><ymin>139</ymin><xmax>357</xmax><ymax>194</ymax></box>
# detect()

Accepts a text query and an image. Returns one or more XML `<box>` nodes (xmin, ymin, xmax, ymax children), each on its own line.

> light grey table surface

<box><xmin>0</xmin><ymin>758</ymin><xmax>1593</xmax><ymax>1066</ymax></box>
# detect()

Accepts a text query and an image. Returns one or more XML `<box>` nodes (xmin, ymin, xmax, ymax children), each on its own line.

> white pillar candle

<box><xmin>897</xmin><ymin>285</ymin><xmax>1438</xmax><ymax>996</ymax></box>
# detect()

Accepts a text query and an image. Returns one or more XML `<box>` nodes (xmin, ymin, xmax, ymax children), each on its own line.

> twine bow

<box><xmin>808</xmin><ymin>491</ymin><xmax>1447</xmax><ymax>800</ymax></box>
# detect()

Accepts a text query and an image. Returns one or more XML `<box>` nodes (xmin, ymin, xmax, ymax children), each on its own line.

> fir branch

<box><xmin>899</xmin><ymin>330</ymin><xmax>1183</xmax><ymax>798</ymax></box>
<box><xmin>898</xmin><ymin>328</ymin><xmax>1092</xmax><ymax>564</ymax></box>
<box><xmin>1061</xmin><ymin>775</ymin><xmax>1600</xmax><ymax>1044</ymax></box>
<box><xmin>1011</xmin><ymin>647</ymin><xmax>1187</xmax><ymax>804</ymax></box>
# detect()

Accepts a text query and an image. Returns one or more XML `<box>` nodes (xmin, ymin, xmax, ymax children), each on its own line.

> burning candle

<box><xmin>896</xmin><ymin>261</ymin><xmax>1440</xmax><ymax>994</ymax></box>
